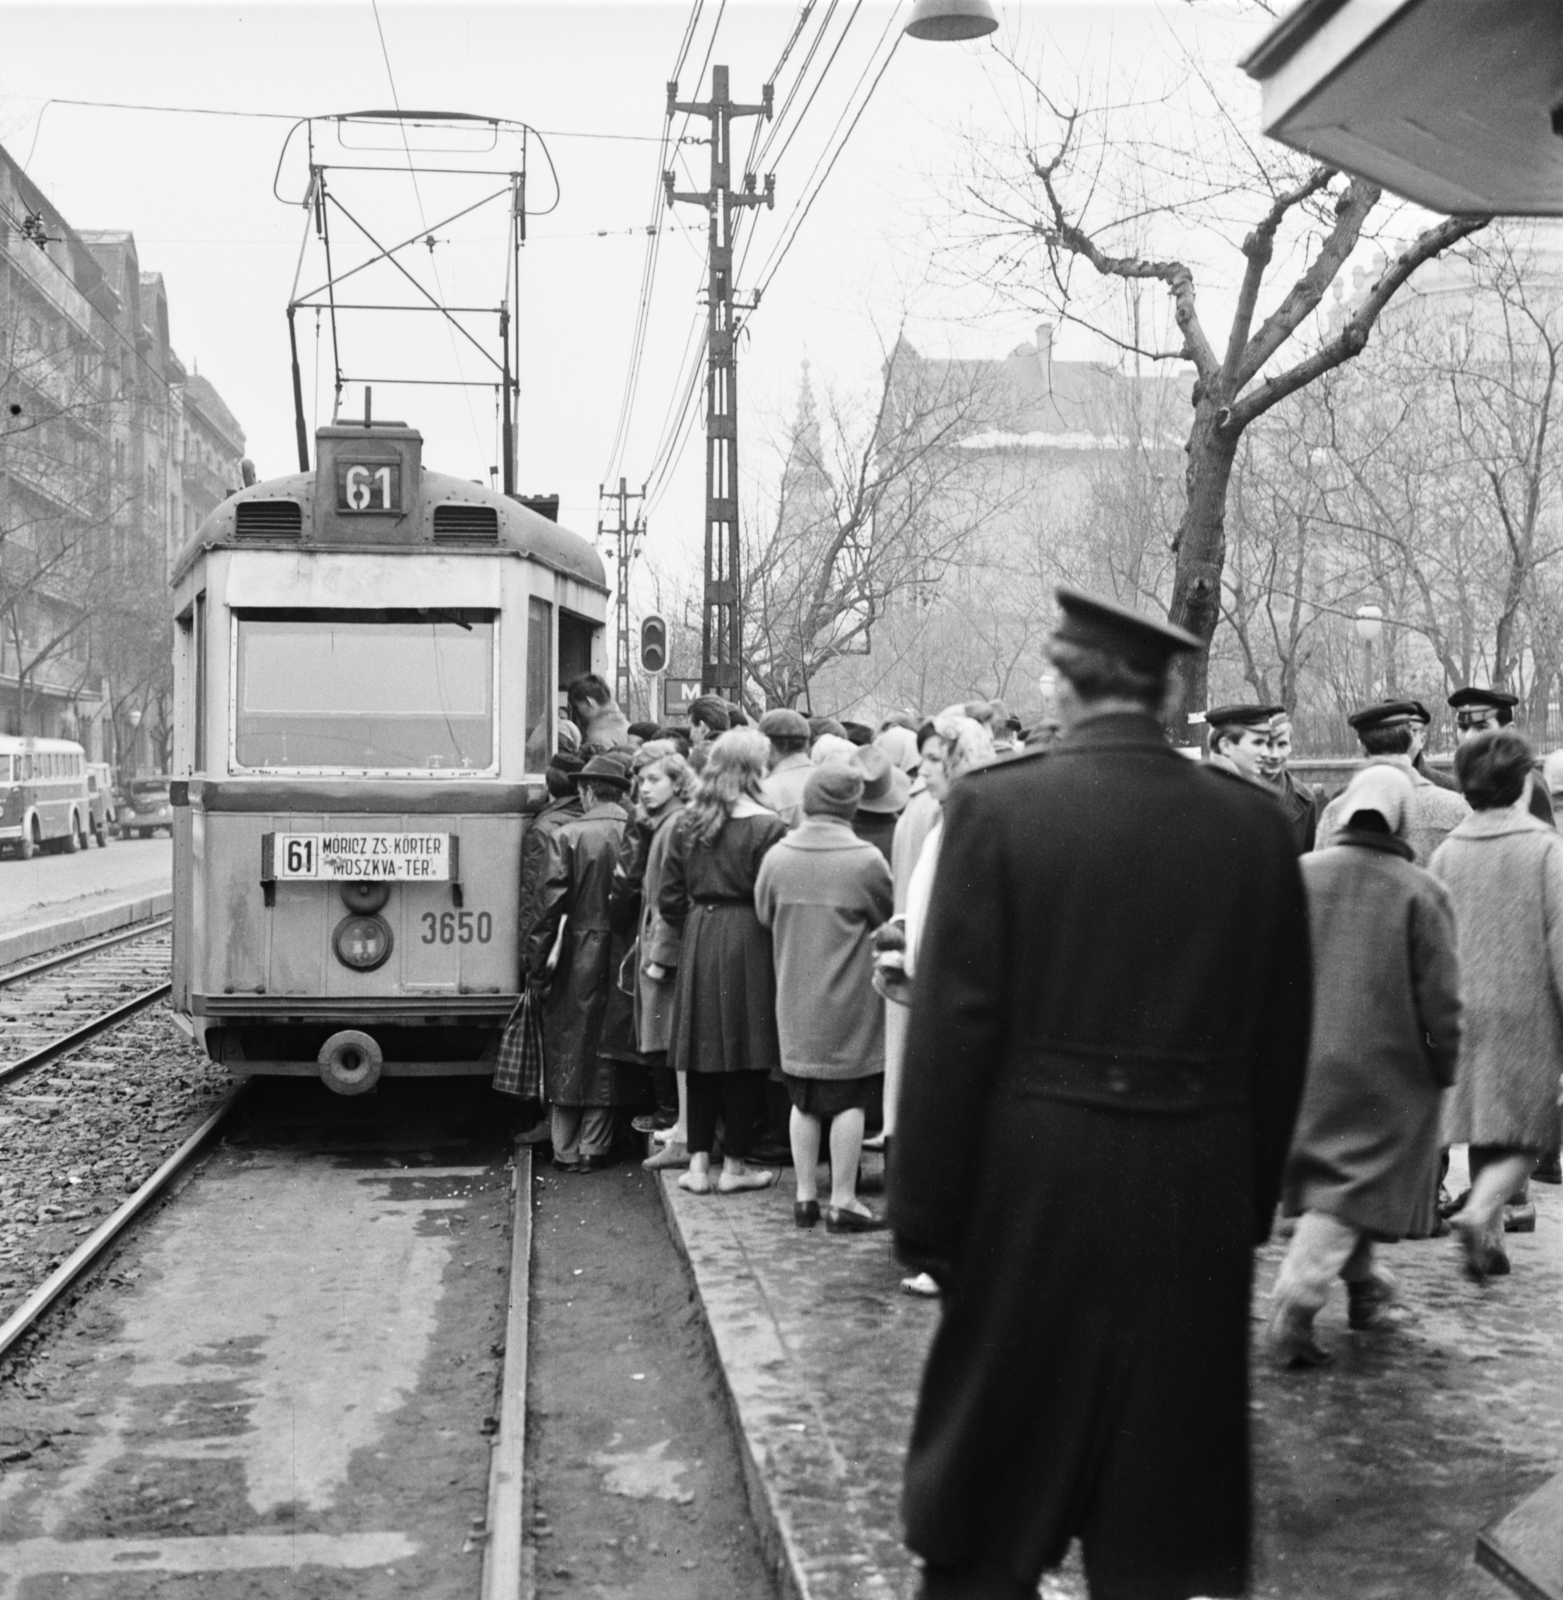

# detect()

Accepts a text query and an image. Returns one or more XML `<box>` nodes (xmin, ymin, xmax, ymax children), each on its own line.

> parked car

<box><xmin>122</xmin><ymin>775</ymin><xmax>174</xmax><ymax>838</ymax></box>
<box><xmin>85</xmin><ymin>761</ymin><xmax>116</xmax><ymax>847</ymax></box>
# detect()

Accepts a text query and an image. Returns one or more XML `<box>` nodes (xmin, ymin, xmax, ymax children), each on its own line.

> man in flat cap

<box><xmin>893</xmin><ymin>588</ymin><xmax>1311</xmax><ymax>1600</ymax></box>
<box><xmin>1449</xmin><ymin>687</ymin><xmax>1553</xmax><ymax>824</ymax></box>
<box><xmin>1316</xmin><ymin>700</ymin><xmax>1469</xmax><ymax>865</ymax></box>
<box><xmin>757</xmin><ymin>707</ymin><xmax>815</xmax><ymax>829</ymax></box>
<box><xmin>1205</xmin><ymin>703</ymin><xmax>1319</xmax><ymax>854</ymax></box>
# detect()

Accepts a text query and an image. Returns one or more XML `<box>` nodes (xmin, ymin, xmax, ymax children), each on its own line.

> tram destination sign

<box><xmin>269</xmin><ymin>832</ymin><xmax>451</xmax><ymax>881</ymax></box>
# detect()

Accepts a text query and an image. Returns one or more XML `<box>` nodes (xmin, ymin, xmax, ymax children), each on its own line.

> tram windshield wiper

<box><xmin>429</xmin><ymin>609</ymin><xmax>473</xmax><ymax>631</ymax></box>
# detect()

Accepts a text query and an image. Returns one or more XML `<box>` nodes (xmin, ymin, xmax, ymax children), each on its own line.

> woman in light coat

<box><xmin>1432</xmin><ymin>728</ymin><xmax>1563</xmax><ymax>1278</ymax></box>
<box><xmin>756</xmin><ymin>762</ymin><xmax>893</xmax><ymax>1230</ymax></box>
<box><xmin>615</xmin><ymin>750</ymin><xmax>695</xmax><ymax>1170</ymax></box>
<box><xmin>1268</xmin><ymin>765</ymin><xmax>1461</xmax><ymax>1365</ymax></box>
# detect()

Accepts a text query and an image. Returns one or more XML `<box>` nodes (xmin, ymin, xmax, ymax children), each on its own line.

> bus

<box><xmin>0</xmin><ymin>737</ymin><xmax>94</xmax><ymax>858</ymax></box>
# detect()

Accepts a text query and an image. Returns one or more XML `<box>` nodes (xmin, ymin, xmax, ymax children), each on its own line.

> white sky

<box><xmin>0</xmin><ymin>0</ymin><xmax>1283</xmax><ymax>594</ymax></box>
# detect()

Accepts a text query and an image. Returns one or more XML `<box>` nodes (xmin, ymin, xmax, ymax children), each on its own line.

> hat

<box><xmin>1053</xmin><ymin>587</ymin><xmax>1200</xmax><ymax>673</ymax></box>
<box><xmin>874</xmin><ymin>725</ymin><xmax>919</xmax><ymax>773</ymax></box>
<box><xmin>1448</xmin><ymin>687</ymin><xmax>1519</xmax><ymax>712</ymax></box>
<box><xmin>853</xmin><ymin>743</ymin><xmax>912</xmax><ymax>814</ymax></box>
<box><xmin>812</xmin><ymin>733</ymin><xmax>858</xmax><ymax>766</ymax></box>
<box><xmin>1204</xmin><ymin>703</ymin><xmax>1285</xmax><ymax>729</ymax></box>
<box><xmin>547</xmin><ymin>748</ymin><xmax>585</xmax><ymax>775</ymax></box>
<box><xmin>803</xmin><ymin>761</ymin><xmax>864</xmax><ymax>820</ymax></box>
<box><xmin>758</xmin><ymin>707</ymin><xmax>811</xmax><ymax>742</ymax></box>
<box><xmin>1347</xmin><ymin>699</ymin><xmax>1427</xmax><ymax>732</ymax></box>
<box><xmin>574</xmin><ymin>753</ymin><xmax>632</xmax><ymax>790</ymax></box>
<box><xmin>555</xmin><ymin>719</ymin><xmax>581</xmax><ymax>753</ymax></box>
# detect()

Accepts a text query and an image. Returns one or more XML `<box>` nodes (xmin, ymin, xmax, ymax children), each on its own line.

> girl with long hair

<box><xmin>659</xmin><ymin>728</ymin><xmax>787</xmax><ymax>1194</ymax></box>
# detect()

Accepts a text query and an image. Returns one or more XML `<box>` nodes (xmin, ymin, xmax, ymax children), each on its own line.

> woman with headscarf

<box><xmin>659</xmin><ymin>728</ymin><xmax>788</xmax><ymax>1194</ymax></box>
<box><xmin>1432</xmin><ymin>727</ymin><xmax>1563</xmax><ymax>1278</ymax></box>
<box><xmin>1267</xmin><ymin>764</ymin><xmax>1461</xmax><ymax>1365</ymax></box>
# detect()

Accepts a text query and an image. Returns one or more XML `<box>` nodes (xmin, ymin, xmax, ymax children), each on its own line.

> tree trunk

<box><xmin>1167</xmin><ymin>401</ymin><xmax>1241</xmax><ymax>732</ymax></box>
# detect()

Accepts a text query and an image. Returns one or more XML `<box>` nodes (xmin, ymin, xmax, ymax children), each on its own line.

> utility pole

<box><xmin>664</xmin><ymin>66</ymin><xmax>773</xmax><ymax>704</ymax></box>
<box><xmin>599</xmin><ymin>477</ymin><xmax>645</xmax><ymax>713</ymax></box>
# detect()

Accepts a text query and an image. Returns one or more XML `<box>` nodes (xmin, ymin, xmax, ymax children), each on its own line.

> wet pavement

<box><xmin>0</xmin><ymin>1083</ymin><xmax>517</xmax><ymax>1599</ymax></box>
<box><xmin>660</xmin><ymin>1154</ymin><xmax>1562</xmax><ymax>1600</ymax></box>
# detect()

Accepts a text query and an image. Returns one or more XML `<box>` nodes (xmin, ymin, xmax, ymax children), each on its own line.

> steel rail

<box><xmin>0</xmin><ymin>982</ymin><xmax>173</xmax><ymax>1088</ymax></box>
<box><xmin>0</xmin><ymin>1082</ymin><xmax>248</xmax><ymax>1364</ymax></box>
<box><xmin>481</xmin><ymin>1144</ymin><xmax>534</xmax><ymax>1600</ymax></box>
<box><xmin>0</xmin><ymin>917</ymin><xmax>171</xmax><ymax>991</ymax></box>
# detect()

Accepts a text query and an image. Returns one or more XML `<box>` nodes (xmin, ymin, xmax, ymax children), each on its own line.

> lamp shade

<box><xmin>904</xmin><ymin>0</ymin><xmax>999</xmax><ymax>42</ymax></box>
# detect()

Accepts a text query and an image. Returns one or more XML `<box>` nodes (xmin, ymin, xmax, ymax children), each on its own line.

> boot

<box><xmin>1347</xmin><ymin>1276</ymin><xmax>1399</xmax><ymax>1332</ymax></box>
<box><xmin>1265</xmin><ymin>1302</ymin><xmax>1332</xmax><ymax>1369</ymax></box>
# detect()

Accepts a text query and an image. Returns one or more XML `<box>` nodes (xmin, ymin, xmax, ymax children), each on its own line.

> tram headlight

<box><xmin>333</xmin><ymin>913</ymin><xmax>394</xmax><ymax>972</ymax></box>
<box><xmin>341</xmin><ymin>880</ymin><xmax>391</xmax><ymax>914</ymax></box>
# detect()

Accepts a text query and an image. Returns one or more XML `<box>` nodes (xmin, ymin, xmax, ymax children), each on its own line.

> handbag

<box><xmin>493</xmin><ymin>987</ymin><xmax>546</xmax><ymax>1099</ymax></box>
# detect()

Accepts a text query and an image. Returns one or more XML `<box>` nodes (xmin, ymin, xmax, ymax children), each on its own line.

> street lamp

<box><xmin>904</xmin><ymin>0</ymin><xmax>999</xmax><ymax>41</ymax></box>
<box><xmin>1354</xmin><ymin>604</ymin><xmax>1384</xmax><ymax>698</ymax></box>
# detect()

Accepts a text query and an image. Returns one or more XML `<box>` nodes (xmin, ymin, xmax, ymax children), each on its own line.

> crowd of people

<box><xmin>505</xmin><ymin>669</ymin><xmax>1010</xmax><ymax>1241</ymax></box>
<box><xmin>502</xmin><ymin>612</ymin><xmax>1563</xmax><ymax>1600</ymax></box>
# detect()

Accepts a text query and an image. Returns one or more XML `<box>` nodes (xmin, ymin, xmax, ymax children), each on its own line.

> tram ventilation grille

<box><xmin>432</xmin><ymin>504</ymin><xmax>500</xmax><ymax>543</ymax></box>
<box><xmin>234</xmin><ymin>500</ymin><xmax>303</xmax><ymax>539</ymax></box>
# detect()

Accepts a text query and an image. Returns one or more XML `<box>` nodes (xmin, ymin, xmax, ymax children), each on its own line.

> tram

<box><xmin>168</xmin><ymin>417</ymin><xmax>607</xmax><ymax>1093</ymax></box>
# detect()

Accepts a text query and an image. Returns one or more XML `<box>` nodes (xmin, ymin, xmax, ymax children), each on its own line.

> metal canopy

<box><xmin>1241</xmin><ymin>0</ymin><xmax>1563</xmax><ymax>216</ymax></box>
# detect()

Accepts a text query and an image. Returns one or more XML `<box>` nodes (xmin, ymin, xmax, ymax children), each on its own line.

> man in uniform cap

<box><xmin>893</xmin><ymin>587</ymin><xmax>1311</xmax><ymax>1600</ymax></box>
<box><xmin>1316</xmin><ymin>701</ymin><xmax>1469</xmax><ymax>865</ymax></box>
<box><xmin>1205</xmin><ymin>704</ymin><xmax>1319</xmax><ymax>854</ymax></box>
<box><xmin>757</xmin><ymin>707</ymin><xmax>815</xmax><ymax>828</ymax></box>
<box><xmin>1448</xmin><ymin>687</ymin><xmax>1553</xmax><ymax>823</ymax></box>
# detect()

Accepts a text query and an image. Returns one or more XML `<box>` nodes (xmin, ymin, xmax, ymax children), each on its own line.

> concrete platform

<box><xmin>0</xmin><ymin>884</ymin><xmax>171</xmax><ymax>968</ymax></box>
<box><xmin>660</xmin><ymin>1161</ymin><xmax>1563</xmax><ymax>1600</ymax></box>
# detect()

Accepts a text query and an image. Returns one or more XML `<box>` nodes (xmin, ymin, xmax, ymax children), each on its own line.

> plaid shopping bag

<box><xmin>493</xmin><ymin>988</ymin><xmax>545</xmax><ymax>1099</ymax></box>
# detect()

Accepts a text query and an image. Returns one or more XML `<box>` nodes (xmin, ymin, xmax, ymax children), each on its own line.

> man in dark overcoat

<box><xmin>526</xmin><ymin>756</ymin><xmax>639</xmax><ymax>1172</ymax></box>
<box><xmin>890</xmin><ymin>588</ymin><xmax>1312</xmax><ymax>1600</ymax></box>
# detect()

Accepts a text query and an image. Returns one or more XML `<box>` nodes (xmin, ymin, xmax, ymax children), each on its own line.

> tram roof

<box><xmin>172</xmin><ymin>457</ymin><xmax>606</xmax><ymax>591</ymax></box>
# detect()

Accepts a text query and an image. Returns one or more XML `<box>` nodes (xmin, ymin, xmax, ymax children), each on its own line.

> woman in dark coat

<box><xmin>1269</xmin><ymin>764</ymin><xmax>1461</xmax><ymax>1365</ymax></box>
<box><xmin>525</xmin><ymin>757</ymin><xmax>637</xmax><ymax>1172</ymax></box>
<box><xmin>659</xmin><ymin>727</ymin><xmax>786</xmax><ymax>1195</ymax></box>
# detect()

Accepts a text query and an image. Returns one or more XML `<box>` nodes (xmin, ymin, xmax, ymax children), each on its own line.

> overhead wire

<box><xmin>367</xmin><ymin>0</ymin><xmax>488</xmax><ymax>466</ymax></box>
<box><xmin>600</xmin><ymin>0</ymin><xmax>720</xmax><ymax>488</ymax></box>
<box><xmin>749</xmin><ymin>11</ymin><xmax>904</xmax><ymax>302</ymax></box>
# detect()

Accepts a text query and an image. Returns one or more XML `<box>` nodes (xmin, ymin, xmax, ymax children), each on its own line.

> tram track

<box><xmin>0</xmin><ymin>1080</ymin><xmax>530</xmax><ymax>1599</ymax></box>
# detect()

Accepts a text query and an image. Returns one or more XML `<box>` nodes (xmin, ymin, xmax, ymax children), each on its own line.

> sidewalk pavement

<box><xmin>0</xmin><ymin>879</ymin><xmax>171</xmax><ymax>966</ymax></box>
<box><xmin>660</xmin><ymin>1156</ymin><xmax>1561</xmax><ymax>1600</ymax></box>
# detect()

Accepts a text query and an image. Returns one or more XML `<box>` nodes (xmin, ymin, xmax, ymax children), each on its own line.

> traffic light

<box><xmin>639</xmin><ymin>614</ymin><xmax>668</xmax><ymax>674</ymax></box>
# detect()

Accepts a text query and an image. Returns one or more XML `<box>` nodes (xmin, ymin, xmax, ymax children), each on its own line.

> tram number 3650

<box><xmin>422</xmin><ymin>911</ymin><xmax>492</xmax><ymax>945</ymax></box>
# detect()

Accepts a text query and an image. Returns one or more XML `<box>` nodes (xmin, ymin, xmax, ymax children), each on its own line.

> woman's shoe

<box><xmin>825</xmin><ymin>1204</ymin><xmax>887</xmax><ymax>1234</ymax></box>
<box><xmin>794</xmin><ymin>1200</ymin><xmax>820</xmax><ymax>1229</ymax></box>
<box><xmin>1503</xmin><ymin>1201</ymin><xmax>1537</xmax><ymax>1233</ymax></box>
<box><xmin>900</xmin><ymin>1272</ymin><xmax>940</xmax><ymax>1298</ymax></box>
<box><xmin>643</xmin><ymin>1141</ymin><xmax>689</xmax><ymax>1171</ymax></box>
<box><xmin>716</xmin><ymin>1166</ymin><xmax>779</xmax><ymax>1194</ymax></box>
<box><xmin>1451</xmin><ymin>1212</ymin><xmax>1507</xmax><ymax>1281</ymax></box>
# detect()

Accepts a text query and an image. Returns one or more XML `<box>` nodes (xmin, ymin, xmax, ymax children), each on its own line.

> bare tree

<box><xmin>741</xmin><ymin>339</ymin><xmax>1024</xmax><ymax>710</ymax></box>
<box><xmin>952</xmin><ymin>32</ymin><xmax>1487</xmax><ymax>714</ymax></box>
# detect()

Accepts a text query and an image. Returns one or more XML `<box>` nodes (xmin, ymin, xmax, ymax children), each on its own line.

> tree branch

<box><xmin>1224</xmin><ymin>212</ymin><xmax>1490</xmax><ymax>432</ymax></box>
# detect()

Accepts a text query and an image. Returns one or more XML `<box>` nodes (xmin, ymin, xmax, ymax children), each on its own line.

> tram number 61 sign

<box><xmin>336</xmin><ymin>461</ymin><xmax>401</xmax><ymax>513</ymax></box>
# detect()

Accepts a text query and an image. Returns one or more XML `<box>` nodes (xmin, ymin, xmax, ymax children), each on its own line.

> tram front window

<box><xmin>235</xmin><ymin>610</ymin><xmax>494</xmax><ymax>772</ymax></box>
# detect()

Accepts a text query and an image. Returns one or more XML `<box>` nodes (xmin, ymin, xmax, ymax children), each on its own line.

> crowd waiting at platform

<box><xmin>502</xmin><ymin>634</ymin><xmax>1563</xmax><ymax>1331</ymax></box>
<box><xmin>500</xmin><ymin>589</ymin><xmax>1563</xmax><ymax>1600</ymax></box>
